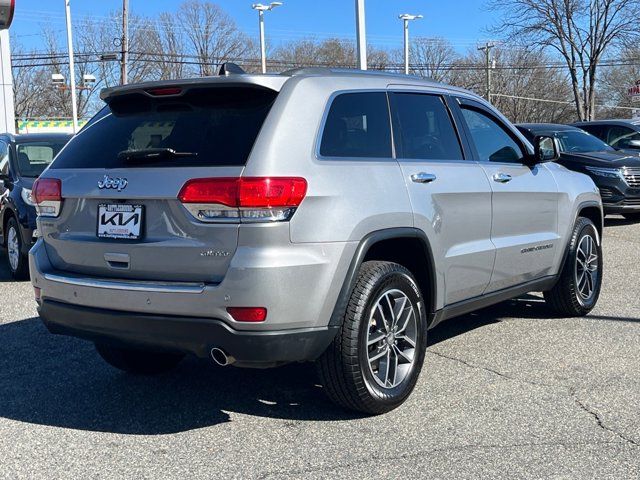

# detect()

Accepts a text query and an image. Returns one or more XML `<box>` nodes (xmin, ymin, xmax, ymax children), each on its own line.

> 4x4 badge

<box><xmin>98</xmin><ymin>175</ymin><xmax>128</xmax><ymax>192</ymax></box>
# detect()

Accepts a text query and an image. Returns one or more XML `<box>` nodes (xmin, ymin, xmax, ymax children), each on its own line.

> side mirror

<box><xmin>530</xmin><ymin>135</ymin><xmax>560</xmax><ymax>164</ymax></box>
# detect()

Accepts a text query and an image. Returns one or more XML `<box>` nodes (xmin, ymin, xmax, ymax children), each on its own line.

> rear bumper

<box><xmin>39</xmin><ymin>299</ymin><xmax>339</xmax><ymax>367</ymax></box>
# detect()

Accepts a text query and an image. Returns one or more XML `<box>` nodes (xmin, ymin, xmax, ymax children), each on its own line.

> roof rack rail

<box><xmin>217</xmin><ymin>62</ymin><xmax>246</xmax><ymax>76</ymax></box>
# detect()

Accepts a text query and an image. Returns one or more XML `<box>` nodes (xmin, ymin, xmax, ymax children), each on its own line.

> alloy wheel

<box><xmin>366</xmin><ymin>288</ymin><xmax>418</xmax><ymax>389</ymax></box>
<box><xmin>575</xmin><ymin>234</ymin><xmax>598</xmax><ymax>302</ymax></box>
<box><xmin>7</xmin><ymin>226</ymin><xmax>20</xmax><ymax>272</ymax></box>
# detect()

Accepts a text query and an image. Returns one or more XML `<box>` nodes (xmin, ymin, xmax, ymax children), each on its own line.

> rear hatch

<box><xmin>38</xmin><ymin>84</ymin><xmax>279</xmax><ymax>283</ymax></box>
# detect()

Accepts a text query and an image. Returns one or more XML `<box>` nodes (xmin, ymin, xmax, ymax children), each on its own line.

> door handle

<box><xmin>411</xmin><ymin>172</ymin><xmax>437</xmax><ymax>184</ymax></box>
<box><xmin>492</xmin><ymin>172</ymin><xmax>512</xmax><ymax>183</ymax></box>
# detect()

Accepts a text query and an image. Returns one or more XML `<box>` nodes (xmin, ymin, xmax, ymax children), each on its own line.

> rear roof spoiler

<box><xmin>100</xmin><ymin>71</ymin><xmax>288</xmax><ymax>102</ymax></box>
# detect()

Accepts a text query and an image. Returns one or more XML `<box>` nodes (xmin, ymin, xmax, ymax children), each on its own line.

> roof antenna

<box><xmin>217</xmin><ymin>63</ymin><xmax>246</xmax><ymax>76</ymax></box>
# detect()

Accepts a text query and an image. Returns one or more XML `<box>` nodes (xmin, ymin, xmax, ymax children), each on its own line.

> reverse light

<box><xmin>32</xmin><ymin>178</ymin><xmax>62</xmax><ymax>217</ymax></box>
<box><xmin>178</xmin><ymin>177</ymin><xmax>307</xmax><ymax>223</ymax></box>
<box><xmin>226</xmin><ymin>307</ymin><xmax>267</xmax><ymax>322</ymax></box>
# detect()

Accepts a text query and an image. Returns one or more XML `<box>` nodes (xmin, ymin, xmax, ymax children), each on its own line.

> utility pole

<box><xmin>478</xmin><ymin>42</ymin><xmax>495</xmax><ymax>101</ymax></box>
<box><xmin>355</xmin><ymin>0</ymin><xmax>367</xmax><ymax>70</ymax></box>
<box><xmin>64</xmin><ymin>0</ymin><xmax>78</xmax><ymax>133</ymax></box>
<box><xmin>399</xmin><ymin>14</ymin><xmax>422</xmax><ymax>75</ymax></box>
<box><xmin>121</xmin><ymin>0</ymin><xmax>128</xmax><ymax>85</ymax></box>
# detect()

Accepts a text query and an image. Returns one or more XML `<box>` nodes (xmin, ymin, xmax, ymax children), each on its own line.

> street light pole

<box><xmin>121</xmin><ymin>0</ymin><xmax>128</xmax><ymax>85</ymax></box>
<box><xmin>398</xmin><ymin>14</ymin><xmax>422</xmax><ymax>75</ymax></box>
<box><xmin>64</xmin><ymin>0</ymin><xmax>78</xmax><ymax>133</ymax></box>
<box><xmin>355</xmin><ymin>0</ymin><xmax>366</xmax><ymax>70</ymax></box>
<box><xmin>252</xmin><ymin>2</ymin><xmax>282</xmax><ymax>74</ymax></box>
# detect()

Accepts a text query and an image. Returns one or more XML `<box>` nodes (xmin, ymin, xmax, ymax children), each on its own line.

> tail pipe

<box><xmin>210</xmin><ymin>347</ymin><xmax>235</xmax><ymax>367</ymax></box>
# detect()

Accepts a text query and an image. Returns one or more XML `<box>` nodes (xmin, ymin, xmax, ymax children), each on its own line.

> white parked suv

<box><xmin>29</xmin><ymin>67</ymin><xmax>603</xmax><ymax>413</ymax></box>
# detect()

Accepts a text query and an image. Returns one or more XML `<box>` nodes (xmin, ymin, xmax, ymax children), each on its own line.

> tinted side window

<box><xmin>390</xmin><ymin>93</ymin><xmax>463</xmax><ymax>160</ymax></box>
<box><xmin>320</xmin><ymin>92</ymin><xmax>392</xmax><ymax>158</ymax></box>
<box><xmin>461</xmin><ymin>108</ymin><xmax>524</xmax><ymax>163</ymax></box>
<box><xmin>607</xmin><ymin>126</ymin><xmax>640</xmax><ymax>148</ymax></box>
<box><xmin>579</xmin><ymin>124</ymin><xmax>604</xmax><ymax>140</ymax></box>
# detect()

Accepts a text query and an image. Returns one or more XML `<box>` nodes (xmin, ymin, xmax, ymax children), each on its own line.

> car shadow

<box><xmin>604</xmin><ymin>216</ymin><xmax>639</xmax><ymax>228</ymax></box>
<box><xmin>1</xmin><ymin>296</ymin><xmax>637</xmax><ymax>435</ymax></box>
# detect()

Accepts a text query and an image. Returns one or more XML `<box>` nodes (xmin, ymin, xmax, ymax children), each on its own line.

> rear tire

<box><xmin>317</xmin><ymin>261</ymin><xmax>427</xmax><ymax>415</ymax></box>
<box><xmin>95</xmin><ymin>343</ymin><xmax>185</xmax><ymax>375</ymax></box>
<box><xmin>5</xmin><ymin>217</ymin><xmax>29</xmax><ymax>280</ymax></box>
<box><xmin>544</xmin><ymin>217</ymin><xmax>602</xmax><ymax>316</ymax></box>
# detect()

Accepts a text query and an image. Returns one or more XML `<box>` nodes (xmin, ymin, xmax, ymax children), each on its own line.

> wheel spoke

<box><xmin>392</xmin><ymin>295</ymin><xmax>407</xmax><ymax>329</ymax></box>
<box><xmin>393</xmin><ymin>345</ymin><xmax>413</xmax><ymax>364</ymax></box>
<box><xmin>385</xmin><ymin>348</ymin><xmax>398</xmax><ymax>387</ymax></box>
<box><xmin>369</xmin><ymin>347</ymin><xmax>387</xmax><ymax>363</ymax></box>
<box><xmin>397</xmin><ymin>334</ymin><xmax>415</xmax><ymax>348</ymax></box>
<box><xmin>395</xmin><ymin>306</ymin><xmax>414</xmax><ymax>335</ymax></box>
<box><xmin>376</xmin><ymin>304</ymin><xmax>390</xmax><ymax>333</ymax></box>
<box><xmin>367</xmin><ymin>330</ymin><xmax>386</xmax><ymax>346</ymax></box>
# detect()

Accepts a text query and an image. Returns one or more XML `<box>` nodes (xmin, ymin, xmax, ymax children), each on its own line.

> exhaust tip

<box><xmin>210</xmin><ymin>347</ymin><xmax>235</xmax><ymax>366</ymax></box>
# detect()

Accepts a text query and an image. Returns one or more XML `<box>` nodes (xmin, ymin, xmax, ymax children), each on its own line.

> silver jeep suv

<box><xmin>29</xmin><ymin>68</ymin><xmax>603</xmax><ymax>414</ymax></box>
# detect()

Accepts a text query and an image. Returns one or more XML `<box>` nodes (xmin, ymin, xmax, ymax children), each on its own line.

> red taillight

<box><xmin>178</xmin><ymin>177</ymin><xmax>307</xmax><ymax>223</ymax></box>
<box><xmin>227</xmin><ymin>307</ymin><xmax>267</xmax><ymax>323</ymax></box>
<box><xmin>178</xmin><ymin>177</ymin><xmax>307</xmax><ymax>207</ymax></box>
<box><xmin>32</xmin><ymin>178</ymin><xmax>61</xmax><ymax>203</ymax></box>
<box><xmin>239</xmin><ymin>177</ymin><xmax>307</xmax><ymax>208</ymax></box>
<box><xmin>146</xmin><ymin>87</ymin><xmax>182</xmax><ymax>96</ymax></box>
<box><xmin>32</xmin><ymin>178</ymin><xmax>62</xmax><ymax>218</ymax></box>
<box><xmin>178</xmin><ymin>178</ymin><xmax>239</xmax><ymax>206</ymax></box>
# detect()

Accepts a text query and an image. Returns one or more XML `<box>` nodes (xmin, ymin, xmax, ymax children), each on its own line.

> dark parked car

<box><xmin>0</xmin><ymin>133</ymin><xmax>71</xmax><ymax>278</ymax></box>
<box><xmin>572</xmin><ymin>119</ymin><xmax>640</xmax><ymax>152</ymax></box>
<box><xmin>516</xmin><ymin>123</ymin><xmax>640</xmax><ymax>220</ymax></box>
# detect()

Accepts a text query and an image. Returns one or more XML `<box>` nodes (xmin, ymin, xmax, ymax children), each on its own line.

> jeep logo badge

<box><xmin>98</xmin><ymin>175</ymin><xmax>128</xmax><ymax>192</ymax></box>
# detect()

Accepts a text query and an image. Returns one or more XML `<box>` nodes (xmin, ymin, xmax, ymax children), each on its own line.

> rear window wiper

<box><xmin>117</xmin><ymin>148</ymin><xmax>198</xmax><ymax>162</ymax></box>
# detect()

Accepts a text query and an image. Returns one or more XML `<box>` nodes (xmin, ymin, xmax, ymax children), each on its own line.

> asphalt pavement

<box><xmin>0</xmin><ymin>217</ymin><xmax>638</xmax><ymax>479</ymax></box>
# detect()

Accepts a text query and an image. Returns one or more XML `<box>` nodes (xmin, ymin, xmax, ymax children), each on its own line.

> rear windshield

<box><xmin>50</xmin><ymin>87</ymin><xmax>278</xmax><ymax>169</ymax></box>
<box><xmin>15</xmin><ymin>140</ymin><xmax>69</xmax><ymax>177</ymax></box>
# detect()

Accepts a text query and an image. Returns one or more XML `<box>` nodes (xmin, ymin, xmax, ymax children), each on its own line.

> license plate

<box><xmin>97</xmin><ymin>204</ymin><xmax>144</xmax><ymax>240</ymax></box>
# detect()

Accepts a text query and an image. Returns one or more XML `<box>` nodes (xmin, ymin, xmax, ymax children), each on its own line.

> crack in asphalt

<box><xmin>257</xmin><ymin>439</ymin><xmax>627</xmax><ymax>479</ymax></box>
<box><xmin>427</xmin><ymin>349</ymin><xmax>640</xmax><ymax>449</ymax></box>
<box><xmin>571</xmin><ymin>393</ymin><xmax>640</xmax><ymax>448</ymax></box>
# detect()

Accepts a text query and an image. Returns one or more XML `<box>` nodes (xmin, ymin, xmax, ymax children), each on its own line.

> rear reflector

<box><xmin>227</xmin><ymin>307</ymin><xmax>267</xmax><ymax>322</ymax></box>
<box><xmin>32</xmin><ymin>178</ymin><xmax>62</xmax><ymax>217</ymax></box>
<box><xmin>178</xmin><ymin>177</ymin><xmax>307</xmax><ymax>223</ymax></box>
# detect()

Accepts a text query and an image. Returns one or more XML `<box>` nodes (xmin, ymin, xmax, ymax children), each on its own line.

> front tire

<box><xmin>317</xmin><ymin>261</ymin><xmax>427</xmax><ymax>414</ymax></box>
<box><xmin>5</xmin><ymin>217</ymin><xmax>29</xmax><ymax>280</ymax></box>
<box><xmin>544</xmin><ymin>217</ymin><xmax>602</xmax><ymax>316</ymax></box>
<box><xmin>95</xmin><ymin>343</ymin><xmax>185</xmax><ymax>375</ymax></box>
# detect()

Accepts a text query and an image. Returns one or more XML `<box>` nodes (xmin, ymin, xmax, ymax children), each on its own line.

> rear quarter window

<box><xmin>50</xmin><ymin>87</ymin><xmax>278</xmax><ymax>169</ymax></box>
<box><xmin>319</xmin><ymin>92</ymin><xmax>392</xmax><ymax>159</ymax></box>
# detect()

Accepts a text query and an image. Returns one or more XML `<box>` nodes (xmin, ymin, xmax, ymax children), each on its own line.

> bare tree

<box><xmin>176</xmin><ymin>0</ymin><xmax>253</xmax><ymax>76</ymax></box>
<box><xmin>273</xmin><ymin>37</ymin><xmax>390</xmax><ymax>70</ymax></box>
<box><xmin>489</xmin><ymin>0</ymin><xmax>640</xmax><ymax>120</ymax></box>
<box><xmin>598</xmin><ymin>45</ymin><xmax>640</xmax><ymax>118</ymax></box>
<box><xmin>401</xmin><ymin>37</ymin><xmax>459</xmax><ymax>82</ymax></box>
<box><xmin>450</xmin><ymin>47</ymin><xmax>574</xmax><ymax>123</ymax></box>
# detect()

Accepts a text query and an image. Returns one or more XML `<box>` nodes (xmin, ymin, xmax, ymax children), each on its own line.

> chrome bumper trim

<box><xmin>42</xmin><ymin>272</ymin><xmax>206</xmax><ymax>294</ymax></box>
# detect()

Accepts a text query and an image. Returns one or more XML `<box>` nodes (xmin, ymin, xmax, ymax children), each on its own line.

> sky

<box><xmin>9</xmin><ymin>0</ymin><xmax>497</xmax><ymax>52</ymax></box>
